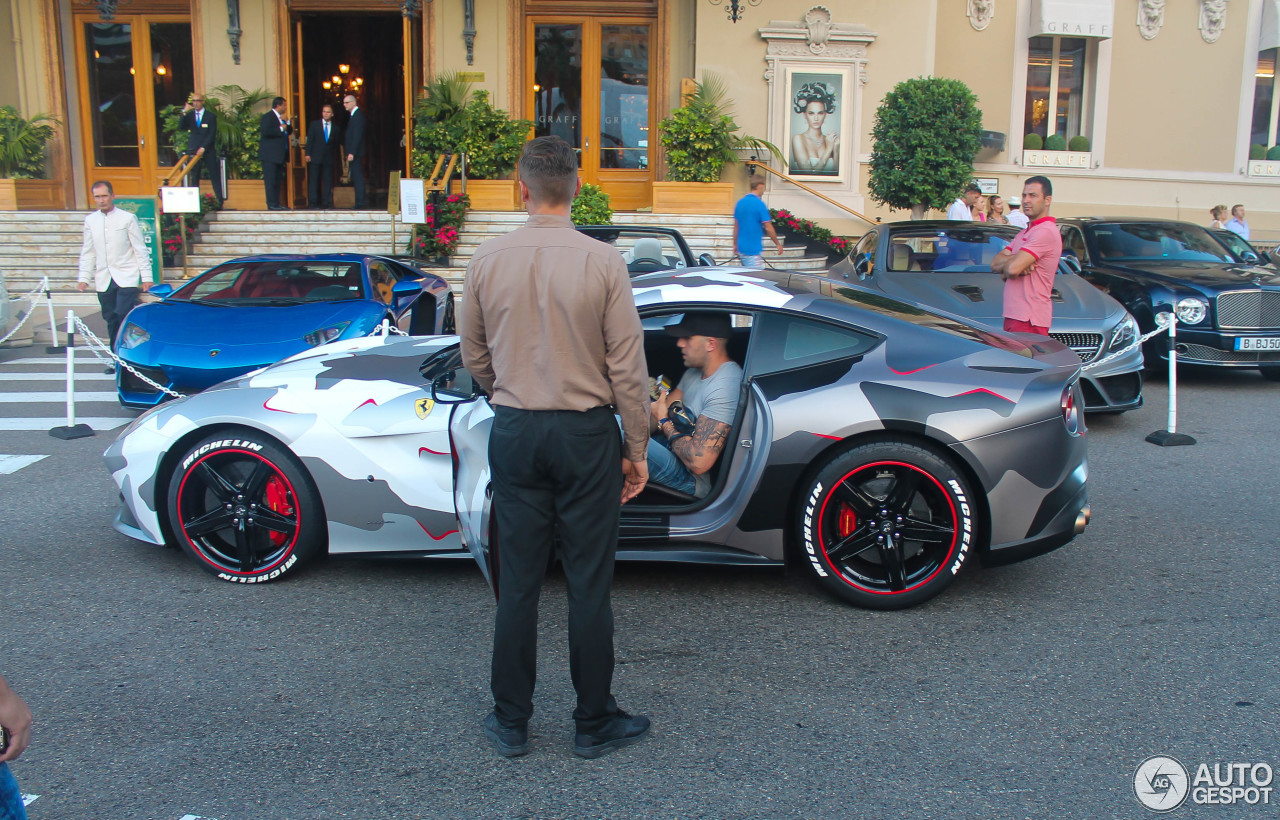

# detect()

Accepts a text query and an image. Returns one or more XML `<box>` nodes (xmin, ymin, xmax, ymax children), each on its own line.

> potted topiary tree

<box><xmin>413</xmin><ymin>75</ymin><xmax>532</xmax><ymax>210</ymax></box>
<box><xmin>0</xmin><ymin>105</ymin><xmax>63</xmax><ymax>210</ymax></box>
<box><xmin>655</xmin><ymin>73</ymin><xmax>781</xmax><ymax>214</ymax></box>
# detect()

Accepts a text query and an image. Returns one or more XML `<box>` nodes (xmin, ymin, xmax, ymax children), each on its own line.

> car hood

<box><xmin>873</xmin><ymin>272</ymin><xmax>1119</xmax><ymax>323</ymax></box>
<box><xmin>1095</xmin><ymin>260</ymin><xmax>1280</xmax><ymax>289</ymax></box>
<box><xmin>130</xmin><ymin>299</ymin><xmax>375</xmax><ymax>345</ymax></box>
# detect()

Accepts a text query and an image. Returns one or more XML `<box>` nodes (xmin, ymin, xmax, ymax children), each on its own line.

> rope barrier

<box><xmin>0</xmin><ymin>276</ymin><xmax>49</xmax><ymax>346</ymax></box>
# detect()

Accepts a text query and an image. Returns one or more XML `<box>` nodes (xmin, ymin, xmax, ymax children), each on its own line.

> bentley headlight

<box><xmin>303</xmin><ymin>321</ymin><xmax>350</xmax><ymax>347</ymax></box>
<box><xmin>1107</xmin><ymin>313</ymin><xmax>1138</xmax><ymax>353</ymax></box>
<box><xmin>119</xmin><ymin>322</ymin><xmax>150</xmax><ymax>350</ymax></box>
<box><xmin>1175</xmin><ymin>297</ymin><xmax>1208</xmax><ymax>325</ymax></box>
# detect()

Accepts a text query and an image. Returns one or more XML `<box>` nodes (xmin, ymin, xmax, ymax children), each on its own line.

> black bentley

<box><xmin>1059</xmin><ymin>218</ymin><xmax>1280</xmax><ymax>380</ymax></box>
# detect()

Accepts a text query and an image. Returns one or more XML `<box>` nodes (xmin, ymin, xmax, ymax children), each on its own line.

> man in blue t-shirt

<box><xmin>733</xmin><ymin>176</ymin><xmax>784</xmax><ymax>268</ymax></box>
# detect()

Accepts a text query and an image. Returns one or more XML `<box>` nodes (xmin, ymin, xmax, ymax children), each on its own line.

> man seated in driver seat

<box><xmin>647</xmin><ymin>312</ymin><xmax>742</xmax><ymax>498</ymax></box>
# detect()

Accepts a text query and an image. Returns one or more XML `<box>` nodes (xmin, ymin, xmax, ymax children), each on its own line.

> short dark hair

<box><xmin>272</xmin><ymin>96</ymin><xmax>286</xmax><ymax>109</ymax></box>
<box><xmin>749</xmin><ymin>174</ymin><xmax>766</xmax><ymax>190</ymax></box>
<box><xmin>90</xmin><ymin>180</ymin><xmax>113</xmax><ymax>195</ymax></box>
<box><xmin>518</xmin><ymin>136</ymin><xmax>579</xmax><ymax>206</ymax></box>
<box><xmin>964</xmin><ymin>182</ymin><xmax>982</xmax><ymax>195</ymax></box>
<box><xmin>1024</xmin><ymin>175</ymin><xmax>1053</xmax><ymax>196</ymax></box>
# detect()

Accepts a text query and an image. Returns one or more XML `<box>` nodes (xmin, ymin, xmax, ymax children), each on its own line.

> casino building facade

<box><xmin>2</xmin><ymin>0</ymin><xmax>1277</xmax><ymax>236</ymax></box>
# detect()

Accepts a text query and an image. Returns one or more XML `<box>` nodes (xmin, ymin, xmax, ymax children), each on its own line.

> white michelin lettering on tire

<box><xmin>803</xmin><ymin>482</ymin><xmax>827</xmax><ymax>577</ymax></box>
<box><xmin>947</xmin><ymin>479</ymin><xmax>972</xmax><ymax>575</ymax></box>
<box><xmin>182</xmin><ymin>439</ymin><xmax>264</xmax><ymax>470</ymax></box>
<box><xmin>216</xmin><ymin>554</ymin><xmax>296</xmax><ymax>584</ymax></box>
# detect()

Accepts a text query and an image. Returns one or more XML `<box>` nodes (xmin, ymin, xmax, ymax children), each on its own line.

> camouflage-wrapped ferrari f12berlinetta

<box><xmin>106</xmin><ymin>268</ymin><xmax>1090</xmax><ymax>609</ymax></box>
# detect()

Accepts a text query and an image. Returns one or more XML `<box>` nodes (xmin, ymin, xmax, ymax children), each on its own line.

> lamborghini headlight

<box><xmin>1175</xmin><ymin>297</ymin><xmax>1208</xmax><ymax>325</ymax></box>
<box><xmin>119</xmin><ymin>322</ymin><xmax>150</xmax><ymax>350</ymax></box>
<box><xmin>303</xmin><ymin>321</ymin><xmax>350</xmax><ymax>347</ymax></box>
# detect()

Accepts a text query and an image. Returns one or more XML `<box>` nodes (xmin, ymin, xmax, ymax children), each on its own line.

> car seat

<box><xmin>627</xmin><ymin>238</ymin><xmax>671</xmax><ymax>275</ymax></box>
<box><xmin>889</xmin><ymin>244</ymin><xmax>921</xmax><ymax>271</ymax></box>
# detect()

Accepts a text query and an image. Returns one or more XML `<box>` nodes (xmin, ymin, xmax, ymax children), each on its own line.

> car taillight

<box><xmin>1061</xmin><ymin>382</ymin><xmax>1082</xmax><ymax>436</ymax></box>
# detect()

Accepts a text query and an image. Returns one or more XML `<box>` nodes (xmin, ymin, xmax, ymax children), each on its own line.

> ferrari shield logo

<box><xmin>415</xmin><ymin>398</ymin><xmax>434</xmax><ymax>419</ymax></box>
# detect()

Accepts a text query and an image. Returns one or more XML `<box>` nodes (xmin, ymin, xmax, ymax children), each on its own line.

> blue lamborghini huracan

<box><xmin>113</xmin><ymin>253</ymin><xmax>454</xmax><ymax>409</ymax></box>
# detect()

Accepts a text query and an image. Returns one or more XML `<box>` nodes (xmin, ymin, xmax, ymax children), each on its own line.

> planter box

<box><xmin>450</xmin><ymin>179</ymin><xmax>520</xmax><ymax>211</ymax></box>
<box><xmin>0</xmin><ymin>179</ymin><xmax>66</xmax><ymax>211</ymax></box>
<box><xmin>1022</xmin><ymin>150</ymin><xmax>1093</xmax><ymax>170</ymax></box>
<box><xmin>1248</xmin><ymin>160</ymin><xmax>1280</xmax><ymax>178</ymax></box>
<box><xmin>651</xmin><ymin>181</ymin><xmax>735</xmax><ymax>215</ymax></box>
<box><xmin>222</xmin><ymin>179</ymin><xmax>268</xmax><ymax>211</ymax></box>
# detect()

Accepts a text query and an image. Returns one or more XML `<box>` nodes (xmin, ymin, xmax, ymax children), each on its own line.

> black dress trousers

<box><xmin>488</xmin><ymin>404</ymin><xmax>624</xmax><ymax>733</ymax></box>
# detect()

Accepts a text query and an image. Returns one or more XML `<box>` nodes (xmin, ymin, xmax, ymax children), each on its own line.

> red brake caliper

<box><xmin>838</xmin><ymin>504</ymin><xmax>857</xmax><ymax>539</ymax></box>
<box><xmin>264</xmin><ymin>475</ymin><xmax>294</xmax><ymax>546</ymax></box>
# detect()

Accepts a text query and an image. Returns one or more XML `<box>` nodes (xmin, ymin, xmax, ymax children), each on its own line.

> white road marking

<box><xmin>0</xmin><ymin>372</ymin><xmax>115</xmax><ymax>381</ymax></box>
<box><xmin>0</xmin><ymin>391</ymin><xmax>118</xmax><ymax>403</ymax></box>
<box><xmin>3</xmin><ymin>357</ymin><xmax>107</xmax><ymax>365</ymax></box>
<box><xmin>0</xmin><ymin>417</ymin><xmax>131</xmax><ymax>431</ymax></box>
<box><xmin>178</xmin><ymin>815</ymin><xmax>218</xmax><ymax>820</ymax></box>
<box><xmin>0</xmin><ymin>455</ymin><xmax>48</xmax><ymax>474</ymax></box>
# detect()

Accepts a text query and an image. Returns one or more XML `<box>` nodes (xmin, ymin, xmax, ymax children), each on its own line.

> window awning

<box><xmin>1263</xmin><ymin>0</ymin><xmax>1280</xmax><ymax>52</ymax></box>
<box><xmin>1032</xmin><ymin>0</ymin><xmax>1115</xmax><ymax>39</ymax></box>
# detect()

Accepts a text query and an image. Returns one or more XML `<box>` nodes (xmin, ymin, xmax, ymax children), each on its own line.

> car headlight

<box><xmin>119</xmin><ymin>322</ymin><xmax>150</xmax><ymax>350</ymax></box>
<box><xmin>1106</xmin><ymin>314</ymin><xmax>1138</xmax><ymax>353</ymax></box>
<box><xmin>1175</xmin><ymin>297</ymin><xmax>1208</xmax><ymax>325</ymax></box>
<box><xmin>303</xmin><ymin>321</ymin><xmax>350</xmax><ymax>347</ymax></box>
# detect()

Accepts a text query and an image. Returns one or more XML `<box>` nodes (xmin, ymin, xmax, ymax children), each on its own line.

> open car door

<box><xmin>425</xmin><ymin>344</ymin><xmax>496</xmax><ymax>593</ymax></box>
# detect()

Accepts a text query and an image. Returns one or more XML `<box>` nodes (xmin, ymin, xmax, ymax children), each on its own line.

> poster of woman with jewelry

<box><xmin>788</xmin><ymin>74</ymin><xmax>842</xmax><ymax>178</ymax></box>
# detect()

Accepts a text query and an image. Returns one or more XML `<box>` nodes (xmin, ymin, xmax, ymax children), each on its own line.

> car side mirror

<box><xmin>1241</xmin><ymin>250</ymin><xmax>1260</xmax><ymax>265</ymax></box>
<box><xmin>392</xmin><ymin>279</ymin><xmax>421</xmax><ymax>297</ymax></box>
<box><xmin>1060</xmin><ymin>256</ymin><xmax>1083</xmax><ymax>275</ymax></box>
<box><xmin>854</xmin><ymin>253</ymin><xmax>872</xmax><ymax>279</ymax></box>
<box><xmin>148</xmin><ymin>283</ymin><xmax>174</xmax><ymax>298</ymax></box>
<box><xmin>697</xmin><ymin>253</ymin><xmax>717</xmax><ymax>267</ymax></box>
<box><xmin>431</xmin><ymin>369</ymin><xmax>481</xmax><ymax>403</ymax></box>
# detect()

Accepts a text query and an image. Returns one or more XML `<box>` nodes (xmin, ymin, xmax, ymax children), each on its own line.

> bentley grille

<box><xmin>1215</xmin><ymin>290</ymin><xmax>1280</xmax><ymax>330</ymax></box>
<box><xmin>1049</xmin><ymin>332</ymin><xmax>1103</xmax><ymax>363</ymax></box>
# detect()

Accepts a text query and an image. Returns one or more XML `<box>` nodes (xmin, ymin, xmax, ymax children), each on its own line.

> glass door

<box><xmin>75</xmin><ymin>15</ymin><xmax>194</xmax><ymax>195</ymax></box>
<box><xmin>529</xmin><ymin>18</ymin><xmax>652</xmax><ymax>209</ymax></box>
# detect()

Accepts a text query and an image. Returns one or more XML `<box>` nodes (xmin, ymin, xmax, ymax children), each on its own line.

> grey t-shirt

<box><xmin>676</xmin><ymin>361</ymin><xmax>743</xmax><ymax>497</ymax></box>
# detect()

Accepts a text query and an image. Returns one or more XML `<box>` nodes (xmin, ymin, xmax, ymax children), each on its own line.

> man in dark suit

<box><xmin>342</xmin><ymin>94</ymin><xmax>367</xmax><ymax>209</ymax></box>
<box><xmin>304</xmin><ymin>104</ymin><xmax>340</xmax><ymax>209</ymax></box>
<box><xmin>178</xmin><ymin>92</ymin><xmax>223</xmax><ymax>203</ymax></box>
<box><xmin>258</xmin><ymin>96</ymin><xmax>293</xmax><ymax>210</ymax></box>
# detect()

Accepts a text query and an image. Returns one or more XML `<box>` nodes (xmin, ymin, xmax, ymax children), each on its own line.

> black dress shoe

<box><xmin>267</xmin><ymin>205</ymin><xmax>282</xmax><ymax>211</ymax></box>
<box><xmin>483</xmin><ymin>712</ymin><xmax>529</xmax><ymax>758</ymax></box>
<box><xmin>573</xmin><ymin>711</ymin><xmax>650</xmax><ymax>759</ymax></box>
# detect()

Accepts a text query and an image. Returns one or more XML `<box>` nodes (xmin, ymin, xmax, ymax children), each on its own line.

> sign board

<box><xmin>399</xmin><ymin>178</ymin><xmax>427</xmax><ymax>224</ymax></box>
<box><xmin>975</xmin><ymin>178</ymin><xmax>1000</xmax><ymax>195</ymax></box>
<box><xmin>1032</xmin><ymin>0</ymin><xmax>1114</xmax><ymax>38</ymax></box>
<box><xmin>112</xmin><ymin>196</ymin><xmax>162</xmax><ymax>284</ymax></box>
<box><xmin>160</xmin><ymin>186</ymin><xmax>201</xmax><ymax>214</ymax></box>
<box><xmin>457</xmin><ymin>71</ymin><xmax>485</xmax><ymax>82</ymax></box>
<box><xmin>387</xmin><ymin>171</ymin><xmax>401</xmax><ymax>216</ymax></box>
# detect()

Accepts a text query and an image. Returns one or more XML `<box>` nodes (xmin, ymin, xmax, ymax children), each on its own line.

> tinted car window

<box><xmin>886</xmin><ymin>226</ymin><xmax>1015</xmax><ymax>272</ymax></box>
<box><xmin>750</xmin><ymin>311</ymin><xmax>878</xmax><ymax>375</ymax></box>
<box><xmin>1061</xmin><ymin>225</ymin><xmax>1088</xmax><ymax>263</ymax></box>
<box><xmin>1089</xmin><ymin>222</ymin><xmax>1233</xmax><ymax>263</ymax></box>
<box><xmin>368</xmin><ymin>261</ymin><xmax>396</xmax><ymax>304</ymax></box>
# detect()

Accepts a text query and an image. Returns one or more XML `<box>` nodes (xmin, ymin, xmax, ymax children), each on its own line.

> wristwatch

<box><xmin>658</xmin><ymin>417</ymin><xmax>671</xmax><ymax>428</ymax></box>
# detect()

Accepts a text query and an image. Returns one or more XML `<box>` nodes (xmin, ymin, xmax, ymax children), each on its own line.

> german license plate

<box><xmin>1235</xmin><ymin>337</ymin><xmax>1280</xmax><ymax>351</ymax></box>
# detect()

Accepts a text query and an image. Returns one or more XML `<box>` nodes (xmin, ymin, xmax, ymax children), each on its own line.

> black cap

<box><xmin>663</xmin><ymin>312</ymin><xmax>732</xmax><ymax>339</ymax></box>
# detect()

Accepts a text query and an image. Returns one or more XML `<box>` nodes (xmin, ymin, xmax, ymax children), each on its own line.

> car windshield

<box><xmin>581</xmin><ymin>229</ymin><xmax>689</xmax><ymax>274</ymax></box>
<box><xmin>1088</xmin><ymin>223</ymin><xmax>1233</xmax><ymax>263</ymax></box>
<box><xmin>1212</xmin><ymin>230</ymin><xmax>1252</xmax><ymax>260</ymax></box>
<box><xmin>171</xmin><ymin>261</ymin><xmax>365</xmax><ymax>303</ymax></box>
<box><xmin>885</xmin><ymin>227</ymin><xmax>1017</xmax><ymax>272</ymax></box>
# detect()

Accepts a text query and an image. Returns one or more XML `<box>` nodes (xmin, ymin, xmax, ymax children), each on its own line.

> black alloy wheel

<box><xmin>797</xmin><ymin>441</ymin><xmax>977</xmax><ymax>610</ymax></box>
<box><xmin>166</xmin><ymin>433</ymin><xmax>324</xmax><ymax>583</ymax></box>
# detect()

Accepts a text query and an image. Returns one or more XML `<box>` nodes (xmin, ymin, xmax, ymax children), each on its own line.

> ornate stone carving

<box><xmin>967</xmin><ymin>0</ymin><xmax>995</xmax><ymax>32</ymax></box>
<box><xmin>1136</xmin><ymin>0</ymin><xmax>1165</xmax><ymax>40</ymax></box>
<box><xmin>804</xmin><ymin>6</ymin><xmax>833</xmax><ymax>54</ymax></box>
<box><xmin>1199</xmin><ymin>0</ymin><xmax>1228</xmax><ymax>44</ymax></box>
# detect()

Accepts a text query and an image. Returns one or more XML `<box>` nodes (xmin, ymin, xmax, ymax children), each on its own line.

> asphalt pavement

<box><xmin>0</xmin><ymin>345</ymin><xmax>1276</xmax><ymax>819</ymax></box>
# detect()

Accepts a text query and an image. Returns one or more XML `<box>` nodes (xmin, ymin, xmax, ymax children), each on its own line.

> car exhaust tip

<box><xmin>1075</xmin><ymin>506</ymin><xmax>1091</xmax><ymax>534</ymax></box>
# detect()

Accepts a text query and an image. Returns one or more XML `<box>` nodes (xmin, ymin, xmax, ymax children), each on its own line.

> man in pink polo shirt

<box><xmin>991</xmin><ymin>175</ymin><xmax>1061</xmax><ymax>335</ymax></box>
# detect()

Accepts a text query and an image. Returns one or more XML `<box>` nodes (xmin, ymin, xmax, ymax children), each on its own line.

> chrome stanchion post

<box><xmin>1146</xmin><ymin>310</ymin><xmax>1195</xmax><ymax>447</ymax></box>
<box><xmin>49</xmin><ymin>309</ymin><xmax>94</xmax><ymax>439</ymax></box>
<box><xmin>43</xmin><ymin>276</ymin><xmax>63</xmax><ymax>352</ymax></box>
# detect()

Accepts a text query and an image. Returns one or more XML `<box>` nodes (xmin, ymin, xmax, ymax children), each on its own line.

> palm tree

<box><xmin>206</xmin><ymin>85</ymin><xmax>274</xmax><ymax>178</ymax></box>
<box><xmin>0</xmin><ymin>106</ymin><xmax>58</xmax><ymax>179</ymax></box>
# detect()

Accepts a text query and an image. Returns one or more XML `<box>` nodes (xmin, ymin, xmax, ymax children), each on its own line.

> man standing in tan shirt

<box><xmin>461</xmin><ymin>136</ymin><xmax>651</xmax><ymax>760</ymax></box>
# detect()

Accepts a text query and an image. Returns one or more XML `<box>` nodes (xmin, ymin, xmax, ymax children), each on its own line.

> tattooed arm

<box><xmin>668</xmin><ymin>414</ymin><xmax>732</xmax><ymax>476</ymax></box>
